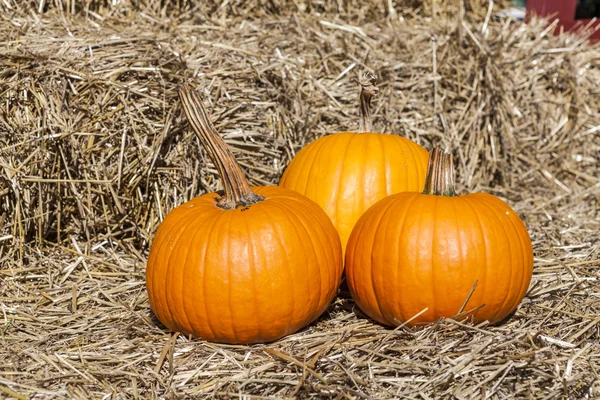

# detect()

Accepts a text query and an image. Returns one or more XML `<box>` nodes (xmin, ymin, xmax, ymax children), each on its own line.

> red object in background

<box><xmin>527</xmin><ymin>0</ymin><xmax>600</xmax><ymax>42</ymax></box>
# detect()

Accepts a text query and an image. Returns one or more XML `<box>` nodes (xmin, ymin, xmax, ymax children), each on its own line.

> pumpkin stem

<box><xmin>179</xmin><ymin>83</ymin><xmax>264</xmax><ymax>209</ymax></box>
<box><xmin>358</xmin><ymin>72</ymin><xmax>379</xmax><ymax>133</ymax></box>
<box><xmin>422</xmin><ymin>146</ymin><xmax>457</xmax><ymax>197</ymax></box>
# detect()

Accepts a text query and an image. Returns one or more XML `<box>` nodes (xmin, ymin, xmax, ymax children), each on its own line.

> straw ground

<box><xmin>1</xmin><ymin>1</ymin><xmax>599</xmax><ymax>398</ymax></box>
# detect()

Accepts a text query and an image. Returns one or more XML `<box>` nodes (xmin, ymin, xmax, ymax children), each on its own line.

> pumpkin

<box><xmin>146</xmin><ymin>83</ymin><xmax>343</xmax><ymax>344</ymax></box>
<box><xmin>279</xmin><ymin>73</ymin><xmax>429</xmax><ymax>254</ymax></box>
<box><xmin>346</xmin><ymin>147</ymin><xmax>534</xmax><ymax>326</ymax></box>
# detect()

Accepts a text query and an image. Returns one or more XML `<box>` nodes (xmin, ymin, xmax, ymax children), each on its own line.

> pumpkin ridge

<box><xmin>195</xmin><ymin>207</ymin><xmax>230</xmax><ymax>339</ymax></box>
<box><xmin>176</xmin><ymin>209</ymin><xmax>215</xmax><ymax>336</ymax></box>
<box><xmin>358</xmin><ymin>135</ymin><xmax>369</xmax><ymax>220</ymax></box>
<box><xmin>452</xmin><ymin>196</ymin><xmax>478</xmax><ymax>318</ymax></box>
<box><xmin>376</xmin><ymin>194</ymin><xmax>409</xmax><ymax>324</ymax></box>
<box><xmin>300</xmin><ymin>197</ymin><xmax>342</xmax><ymax>305</ymax></box>
<box><xmin>490</xmin><ymin>196</ymin><xmax>533</xmax><ymax>279</ymax></box>
<box><xmin>403</xmin><ymin>138</ymin><xmax>412</xmax><ymax>191</ymax></box>
<box><xmin>503</xmin><ymin>203</ymin><xmax>533</xmax><ymax>313</ymax></box>
<box><xmin>323</xmin><ymin>134</ymin><xmax>352</xmax><ymax>226</ymax></box>
<box><xmin>392</xmin><ymin>137</ymin><xmax>414</xmax><ymax>190</ymax></box>
<box><xmin>303</xmin><ymin>195</ymin><xmax>340</xmax><ymax>322</ymax></box>
<box><xmin>501</xmin><ymin>211</ymin><xmax>530</xmax><ymax>319</ymax></box>
<box><xmin>377</xmin><ymin>134</ymin><xmax>392</xmax><ymax>195</ymax></box>
<box><xmin>470</xmin><ymin>196</ymin><xmax>508</xmax><ymax>323</ymax></box>
<box><xmin>222</xmin><ymin>211</ymin><xmax>241</xmax><ymax>343</ymax></box>
<box><xmin>431</xmin><ymin>195</ymin><xmax>439</xmax><ymax>321</ymax></box>
<box><xmin>186</xmin><ymin>208</ymin><xmax>227</xmax><ymax>339</ymax></box>
<box><xmin>200</xmin><ymin>210</ymin><xmax>230</xmax><ymax>340</ymax></box>
<box><xmin>347</xmin><ymin>199</ymin><xmax>374</xmax><ymax>321</ymax></box>
<box><xmin>466</xmin><ymin>195</ymin><xmax>512</xmax><ymax>323</ymax></box>
<box><xmin>478</xmin><ymin>194</ymin><xmax>531</xmax><ymax>320</ymax></box>
<box><xmin>449</xmin><ymin>196</ymin><xmax>461</xmax><ymax>317</ymax></box>
<box><xmin>275</xmin><ymin>197</ymin><xmax>331</xmax><ymax>322</ymax></box>
<box><xmin>302</xmin><ymin>135</ymin><xmax>334</xmax><ymax>204</ymax></box>
<box><xmin>241</xmin><ymin>206</ymin><xmax>262</xmax><ymax>339</ymax></box>
<box><xmin>370</xmin><ymin>195</ymin><xmax>407</xmax><ymax>325</ymax></box>
<box><xmin>182</xmin><ymin>205</ymin><xmax>228</xmax><ymax>335</ymax></box>
<box><xmin>387</xmin><ymin>192</ymin><xmax>421</xmax><ymax>324</ymax></box>
<box><xmin>299</xmin><ymin>201</ymin><xmax>333</xmax><ymax>317</ymax></box>
<box><xmin>368</xmin><ymin>196</ymin><xmax>394</xmax><ymax>324</ymax></box>
<box><xmin>476</xmin><ymin>195</ymin><xmax>520</xmax><ymax>323</ymax></box>
<box><xmin>258</xmin><ymin>203</ymin><xmax>299</xmax><ymax>334</ymax></box>
<box><xmin>368</xmin><ymin>199</ymin><xmax>395</xmax><ymax>323</ymax></box>
<box><xmin>156</xmin><ymin>204</ymin><xmax>214</xmax><ymax>332</ymax></box>
<box><xmin>348</xmin><ymin>212</ymin><xmax>376</xmax><ymax>321</ymax></box>
<box><xmin>457</xmin><ymin>195</ymin><xmax>488</xmax><ymax>320</ymax></box>
<box><xmin>284</xmin><ymin>194</ymin><xmax>334</xmax><ymax>326</ymax></box>
<box><xmin>334</xmin><ymin>134</ymin><xmax>358</xmax><ymax>237</ymax></box>
<box><xmin>345</xmin><ymin>203</ymin><xmax>368</xmax><ymax>319</ymax></box>
<box><xmin>147</xmin><ymin>208</ymin><xmax>187</xmax><ymax>324</ymax></box>
<box><xmin>159</xmin><ymin>206</ymin><xmax>204</xmax><ymax>333</ymax></box>
<box><xmin>192</xmin><ymin>208</ymin><xmax>230</xmax><ymax>338</ymax></box>
<box><xmin>292</xmin><ymin>138</ymin><xmax>324</xmax><ymax>194</ymax></box>
<box><xmin>295</xmin><ymin>202</ymin><xmax>335</xmax><ymax>322</ymax></box>
<box><xmin>153</xmin><ymin>210</ymin><xmax>190</xmax><ymax>328</ymax></box>
<box><xmin>401</xmin><ymin>197</ymin><xmax>426</xmax><ymax>319</ymax></box>
<box><xmin>400</xmin><ymin>138</ymin><xmax>415</xmax><ymax>190</ymax></box>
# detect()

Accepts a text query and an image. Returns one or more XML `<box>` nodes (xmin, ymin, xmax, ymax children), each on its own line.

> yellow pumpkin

<box><xmin>280</xmin><ymin>74</ymin><xmax>428</xmax><ymax>253</ymax></box>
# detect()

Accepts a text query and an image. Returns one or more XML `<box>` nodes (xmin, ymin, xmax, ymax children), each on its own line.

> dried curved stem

<box><xmin>358</xmin><ymin>72</ymin><xmax>379</xmax><ymax>132</ymax></box>
<box><xmin>422</xmin><ymin>147</ymin><xmax>457</xmax><ymax>197</ymax></box>
<box><xmin>179</xmin><ymin>83</ymin><xmax>264</xmax><ymax>209</ymax></box>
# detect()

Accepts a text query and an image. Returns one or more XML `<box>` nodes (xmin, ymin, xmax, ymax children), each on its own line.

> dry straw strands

<box><xmin>1</xmin><ymin>0</ymin><xmax>599</xmax><ymax>398</ymax></box>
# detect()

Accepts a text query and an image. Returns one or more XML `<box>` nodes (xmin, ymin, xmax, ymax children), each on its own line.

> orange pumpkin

<box><xmin>346</xmin><ymin>147</ymin><xmax>534</xmax><ymax>326</ymax></box>
<box><xmin>146</xmin><ymin>83</ymin><xmax>343</xmax><ymax>344</ymax></box>
<box><xmin>280</xmin><ymin>74</ymin><xmax>429</xmax><ymax>254</ymax></box>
